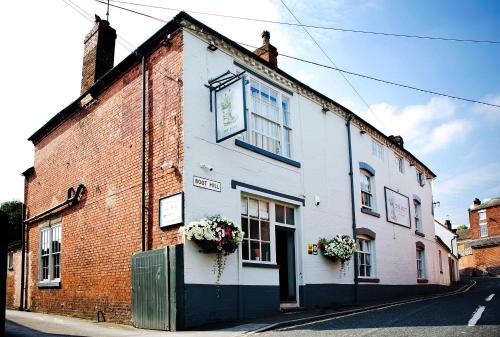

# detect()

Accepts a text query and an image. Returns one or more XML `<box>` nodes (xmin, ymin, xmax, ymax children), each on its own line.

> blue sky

<box><xmin>1</xmin><ymin>0</ymin><xmax>498</xmax><ymax>226</ymax></box>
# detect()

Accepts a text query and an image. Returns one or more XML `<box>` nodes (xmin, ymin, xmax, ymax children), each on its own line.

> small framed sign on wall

<box><xmin>159</xmin><ymin>192</ymin><xmax>184</xmax><ymax>228</ymax></box>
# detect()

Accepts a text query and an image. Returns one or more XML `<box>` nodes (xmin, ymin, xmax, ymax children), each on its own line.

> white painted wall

<box><xmin>181</xmin><ymin>29</ymin><xmax>444</xmax><ymax>291</ymax></box>
<box><xmin>435</xmin><ymin>220</ymin><xmax>458</xmax><ymax>256</ymax></box>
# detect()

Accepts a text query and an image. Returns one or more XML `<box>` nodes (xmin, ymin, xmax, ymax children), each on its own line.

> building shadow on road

<box><xmin>5</xmin><ymin>320</ymin><xmax>85</xmax><ymax>337</ymax></box>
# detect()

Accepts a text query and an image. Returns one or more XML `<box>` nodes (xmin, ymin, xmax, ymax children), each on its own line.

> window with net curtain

<box><xmin>360</xmin><ymin>170</ymin><xmax>374</xmax><ymax>210</ymax></box>
<box><xmin>240</xmin><ymin>78</ymin><xmax>292</xmax><ymax>158</ymax></box>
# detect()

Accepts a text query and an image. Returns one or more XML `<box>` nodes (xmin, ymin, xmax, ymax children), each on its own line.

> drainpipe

<box><xmin>346</xmin><ymin>113</ymin><xmax>358</xmax><ymax>304</ymax></box>
<box><xmin>140</xmin><ymin>52</ymin><xmax>147</xmax><ymax>252</ymax></box>
<box><xmin>19</xmin><ymin>199</ymin><xmax>25</xmax><ymax>311</ymax></box>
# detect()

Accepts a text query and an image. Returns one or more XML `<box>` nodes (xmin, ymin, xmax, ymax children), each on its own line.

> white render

<box><xmin>180</xmin><ymin>28</ymin><xmax>451</xmax><ymax>298</ymax></box>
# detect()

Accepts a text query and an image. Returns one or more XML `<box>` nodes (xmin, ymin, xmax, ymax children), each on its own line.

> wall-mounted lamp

<box><xmin>207</xmin><ymin>43</ymin><xmax>218</xmax><ymax>52</ymax></box>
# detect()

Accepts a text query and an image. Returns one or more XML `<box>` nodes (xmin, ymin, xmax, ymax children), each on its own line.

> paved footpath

<box><xmin>259</xmin><ymin>277</ymin><xmax>500</xmax><ymax>337</ymax></box>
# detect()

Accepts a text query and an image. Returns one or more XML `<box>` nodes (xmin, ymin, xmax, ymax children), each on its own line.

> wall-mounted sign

<box><xmin>193</xmin><ymin>176</ymin><xmax>221</xmax><ymax>192</ymax></box>
<box><xmin>215</xmin><ymin>77</ymin><xmax>247</xmax><ymax>143</ymax></box>
<box><xmin>159</xmin><ymin>192</ymin><xmax>183</xmax><ymax>228</ymax></box>
<box><xmin>384</xmin><ymin>187</ymin><xmax>411</xmax><ymax>228</ymax></box>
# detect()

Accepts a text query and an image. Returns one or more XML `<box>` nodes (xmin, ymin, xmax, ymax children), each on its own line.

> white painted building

<box><xmin>173</xmin><ymin>14</ymin><xmax>453</xmax><ymax>326</ymax></box>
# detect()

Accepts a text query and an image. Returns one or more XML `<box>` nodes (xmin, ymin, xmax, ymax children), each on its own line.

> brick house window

<box><xmin>7</xmin><ymin>251</ymin><xmax>14</xmax><ymax>271</ymax></box>
<box><xmin>479</xmin><ymin>210</ymin><xmax>488</xmax><ymax>237</ymax></box>
<box><xmin>40</xmin><ymin>222</ymin><xmax>62</xmax><ymax>283</ymax></box>
<box><xmin>243</xmin><ymin>79</ymin><xmax>293</xmax><ymax>158</ymax></box>
<box><xmin>416</xmin><ymin>248</ymin><xmax>425</xmax><ymax>279</ymax></box>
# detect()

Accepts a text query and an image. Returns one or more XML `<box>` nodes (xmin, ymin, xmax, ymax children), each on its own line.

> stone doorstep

<box><xmin>241</xmin><ymin>281</ymin><xmax>475</xmax><ymax>335</ymax></box>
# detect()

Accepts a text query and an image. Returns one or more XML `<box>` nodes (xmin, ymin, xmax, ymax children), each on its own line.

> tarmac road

<box><xmin>260</xmin><ymin>277</ymin><xmax>500</xmax><ymax>337</ymax></box>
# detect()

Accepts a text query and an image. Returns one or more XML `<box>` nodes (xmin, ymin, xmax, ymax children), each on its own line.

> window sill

<box><xmin>417</xmin><ymin>279</ymin><xmax>428</xmax><ymax>284</ymax></box>
<box><xmin>358</xmin><ymin>277</ymin><xmax>380</xmax><ymax>283</ymax></box>
<box><xmin>415</xmin><ymin>230</ymin><xmax>425</xmax><ymax>237</ymax></box>
<box><xmin>361</xmin><ymin>208</ymin><xmax>380</xmax><ymax>218</ymax></box>
<box><xmin>242</xmin><ymin>262</ymin><xmax>279</xmax><ymax>269</ymax></box>
<box><xmin>38</xmin><ymin>281</ymin><xmax>61</xmax><ymax>289</ymax></box>
<box><xmin>235</xmin><ymin>139</ymin><xmax>301</xmax><ymax>168</ymax></box>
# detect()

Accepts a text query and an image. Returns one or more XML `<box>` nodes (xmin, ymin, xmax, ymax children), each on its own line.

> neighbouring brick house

<box><xmin>458</xmin><ymin>197</ymin><xmax>500</xmax><ymax>276</ymax></box>
<box><xmin>7</xmin><ymin>12</ymin><xmax>454</xmax><ymax>331</ymax></box>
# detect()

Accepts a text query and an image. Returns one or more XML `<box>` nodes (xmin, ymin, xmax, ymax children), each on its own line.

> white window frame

<box><xmin>479</xmin><ymin>210</ymin><xmax>488</xmax><ymax>237</ymax></box>
<box><xmin>7</xmin><ymin>251</ymin><xmax>14</xmax><ymax>271</ymax></box>
<box><xmin>241</xmin><ymin>78</ymin><xmax>293</xmax><ymax>158</ymax></box>
<box><xmin>240</xmin><ymin>195</ymin><xmax>295</xmax><ymax>265</ymax></box>
<box><xmin>416</xmin><ymin>248</ymin><xmax>425</xmax><ymax>279</ymax></box>
<box><xmin>360</xmin><ymin>170</ymin><xmax>375</xmax><ymax>210</ymax></box>
<box><xmin>357</xmin><ymin>236</ymin><xmax>375</xmax><ymax>278</ymax></box>
<box><xmin>438</xmin><ymin>250</ymin><xmax>443</xmax><ymax>273</ymax></box>
<box><xmin>395</xmin><ymin>155</ymin><xmax>404</xmax><ymax>174</ymax></box>
<box><xmin>417</xmin><ymin>171</ymin><xmax>426</xmax><ymax>187</ymax></box>
<box><xmin>414</xmin><ymin>199</ymin><xmax>422</xmax><ymax>232</ymax></box>
<box><xmin>372</xmin><ymin>139</ymin><xmax>384</xmax><ymax>160</ymax></box>
<box><xmin>39</xmin><ymin>221</ymin><xmax>62</xmax><ymax>283</ymax></box>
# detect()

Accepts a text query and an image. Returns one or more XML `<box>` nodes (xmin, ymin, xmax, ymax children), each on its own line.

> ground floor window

<box><xmin>240</xmin><ymin>195</ymin><xmax>296</xmax><ymax>263</ymax></box>
<box><xmin>357</xmin><ymin>237</ymin><xmax>374</xmax><ymax>277</ymax></box>
<box><xmin>40</xmin><ymin>221</ymin><xmax>62</xmax><ymax>282</ymax></box>
<box><xmin>416</xmin><ymin>248</ymin><xmax>425</xmax><ymax>279</ymax></box>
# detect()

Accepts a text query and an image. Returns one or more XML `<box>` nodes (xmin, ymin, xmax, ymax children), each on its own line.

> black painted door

<box><xmin>276</xmin><ymin>227</ymin><xmax>296</xmax><ymax>302</ymax></box>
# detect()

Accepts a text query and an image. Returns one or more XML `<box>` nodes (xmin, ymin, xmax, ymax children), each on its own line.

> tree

<box><xmin>0</xmin><ymin>200</ymin><xmax>24</xmax><ymax>246</ymax></box>
<box><xmin>456</xmin><ymin>224</ymin><xmax>469</xmax><ymax>231</ymax></box>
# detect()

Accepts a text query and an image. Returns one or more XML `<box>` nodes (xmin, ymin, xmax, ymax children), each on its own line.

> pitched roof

<box><xmin>474</xmin><ymin>197</ymin><xmax>500</xmax><ymax>211</ymax></box>
<box><xmin>27</xmin><ymin>12</ymin><xmax>436</xmax><ymax>178</ymax></box>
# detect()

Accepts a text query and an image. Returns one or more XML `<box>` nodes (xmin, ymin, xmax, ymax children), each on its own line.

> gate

<box><xmin>131</xmin><ymin>246</ymin><xmax>183</xmax><ymax>331</ymax></box>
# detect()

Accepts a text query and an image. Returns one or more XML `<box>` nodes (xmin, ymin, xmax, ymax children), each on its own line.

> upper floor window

<box><xmin>372</xmin><ymin>140</ymin><xmax>384</xmax><ymax>160</ymax></box>
<box><xmin>414</xmin><ymin>199</ymin><xmax>422</xmax><ymax>232</ymax></box>
<box><xmin>395</xmin><ymin>156</ymin><xmax>404</xmax><ymax>173</ymax></box>
<box><xmin>416</xmin><ymin>248</ymin><xmax>425</xmax><ymax>279</ymax></box>
<box><xmin>245</xmin><ymin>79</ymin><xmax>293</xmax><ymax>158</ymax></box>
<box><xmin>478</xmin><ymin>210</ymin><xmax>488</xmax><ymax>237</ymax></box>
<box><xmin>40</xmin><ymin>222</ymin><xmax>62</xmax><ymax>282</ymax></box>
<box><xmin>360</xmin><ymin>170</ymin><xmax>374</xmax><ymax>210</ymax></box>
<box><xmin>7</xmin><ymin>251</ymin><xmax>13</xmax><ymax>271</ymax></box>
<box><xmin>417</xmin><ymin>171</ymin><xmax>426</xmax><ymax>187</ymax></box>
<box><xmin>357</xmin><ymin>237</ymin><xmax>375</xmax><ymax>278</ymax></box>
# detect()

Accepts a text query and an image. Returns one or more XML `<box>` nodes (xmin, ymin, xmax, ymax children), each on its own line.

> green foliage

<box><xmin>0</xmin><ymin>200</ymin><xmax>24</xmax><ymax>245</ymax></box>
<box><xmin>456</xmin><ymin>224</ymin><xmax>469</xmax><ymax>231</ymax></box>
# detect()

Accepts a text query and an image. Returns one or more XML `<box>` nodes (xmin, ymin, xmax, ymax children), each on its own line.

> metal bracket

<box><xmin>205</xmin><ymin>70</ymin><xmax>246</xmax><ymax>112</ymax></box>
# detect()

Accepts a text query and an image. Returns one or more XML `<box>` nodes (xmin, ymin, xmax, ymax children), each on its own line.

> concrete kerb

<box><xmin>242</xmin><ymin>280</ymin><xmax>476</xmax><ymax>335</ymax></box>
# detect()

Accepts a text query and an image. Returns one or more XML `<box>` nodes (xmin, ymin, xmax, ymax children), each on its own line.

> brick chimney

<box><xmin>388</xmin><ymin>135</ymin><xmax>404</xmax><ymax>148</ymax></box>
<box><xmin>444</xmin><ymin>219</ymin><xmax>452</xmax><ymax>230</ymax></box>
<box><xmin>81</xmin><ymin>15</ymin><xmax>116</xmax><ymax>94</ymax></box>
<box><xmin>254</xmin><ymin>31</ymin><xmax>278</xmax><ymax>68</ymax></box>
<box><xmin>472</xmin><ymin>198</ymin><xmax>481</xmax><ymax>209</ymax></box>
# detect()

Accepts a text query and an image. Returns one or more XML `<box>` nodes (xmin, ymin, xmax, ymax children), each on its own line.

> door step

<box><xmin>280</xmin><ymin>306</ymin><xmax>306</xmax><ymax>313</ymax></box>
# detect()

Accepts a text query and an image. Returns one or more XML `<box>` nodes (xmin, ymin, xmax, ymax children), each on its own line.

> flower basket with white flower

<box><xmin>182</xmin><ymin>215</ymin><xmax>244</xmax><ymax>284</ymax></box>
<box><xmin>318</xmin><ymin>234</ymin><xmax>356</xmax><ymax>263</ymax></box>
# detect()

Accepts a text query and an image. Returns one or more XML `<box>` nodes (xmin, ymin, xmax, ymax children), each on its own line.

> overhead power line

<box><xmin>279</xmin><ymin>0</ymin><xmax>388</xmax><ymax>130</ymax></box>
<box><xmin>94</xmin><ymin>0</ymin><xmax>500</xmax><ymax>109</ymax></box>
<box><xmin>105</xmin><ymin>0</ymin><xmax>500</xmax><ymax>45</ymax></box>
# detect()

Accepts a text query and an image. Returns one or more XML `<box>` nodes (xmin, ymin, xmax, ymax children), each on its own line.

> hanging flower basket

<box><xmin>182</xmin><ymin>215</ymin><xmax>244</xmax><ymax>284</ymax></box>
<box><xmin>318</xmin><ymin>235</ymin><xmax>356</xmax><ymax>263</ymax></box>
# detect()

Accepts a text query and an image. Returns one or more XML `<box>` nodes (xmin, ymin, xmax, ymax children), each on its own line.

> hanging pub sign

<box><xmin>384</xmin><ymin>187</ymin><xmax>411</xmax><ymax>228</ymax></box>
<box><xmin>159</xmin><ymin>192</ymin><xmax>184</xmax><ymax>228</ymax></box>
<box><xmin>206</xmin><ymin>70</ymin><xmax>247</xmax><ymax>143</ymax></box>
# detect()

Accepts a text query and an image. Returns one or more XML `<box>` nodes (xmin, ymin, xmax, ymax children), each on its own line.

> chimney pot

<box><xmin>254</xmin><ymin>30</ymin><xmax>278</xmax><ymax>68</ymax></box>
<box><xmin>389</xmin><ymin>135</ymin><xmax>404</xmax><ymax>148</ymax></box>
<box><xmin>473</xmin><ymin>198</ymin><xmax>481</xmax><ymax>208</ymax></box>
<box><xmin>444</xmin><ymin>219</ymin><xmax>452</xmax><ymax>230</ymax></box>
<box><xmin>81</xmin><ymin>17</ymin><xmax>117</xmax><ymax>94</ymax></box>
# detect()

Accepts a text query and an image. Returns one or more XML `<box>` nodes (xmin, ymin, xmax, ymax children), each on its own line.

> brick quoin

<box><xmin>22</xmin><ymin>31</ymin><xmax>184</xmax><ymax>324</ymax></box>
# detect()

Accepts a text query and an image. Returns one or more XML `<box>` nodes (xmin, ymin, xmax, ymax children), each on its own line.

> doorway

<box><xmin>275</xmin><ymin>227</ymin><xmax>296</xmax><ymax>305</ymax></box>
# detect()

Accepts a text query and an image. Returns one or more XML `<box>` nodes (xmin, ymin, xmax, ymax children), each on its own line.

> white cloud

<box><xmin>473</xmin><ymin>93</ymin><xmax>500</xmax><ymax>122</ymax></box>
<box><xmin>419</xmin><ymin>119</ymin><xmax>472</xmax><ymax>155</ymax></box>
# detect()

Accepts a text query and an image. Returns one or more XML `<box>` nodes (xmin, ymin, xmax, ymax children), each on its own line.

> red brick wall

<box><xmin>6</xmin><ymin>249</ymin><xmax>21</xmax><ymax>309</ymax></box>
<box><xmin>472</xmin><ymin>245</ymin><xmax>500</xmax><ymax>268</ymax></box>
<box><xmin>469</xmin><ymin>205</ymin><xmax>500</xmax><ymax>239</ymax></box>
<box><xmin>24</xmin><ymin>31</ymin><xmax>184</xmax><ymax>324</ymax></box>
